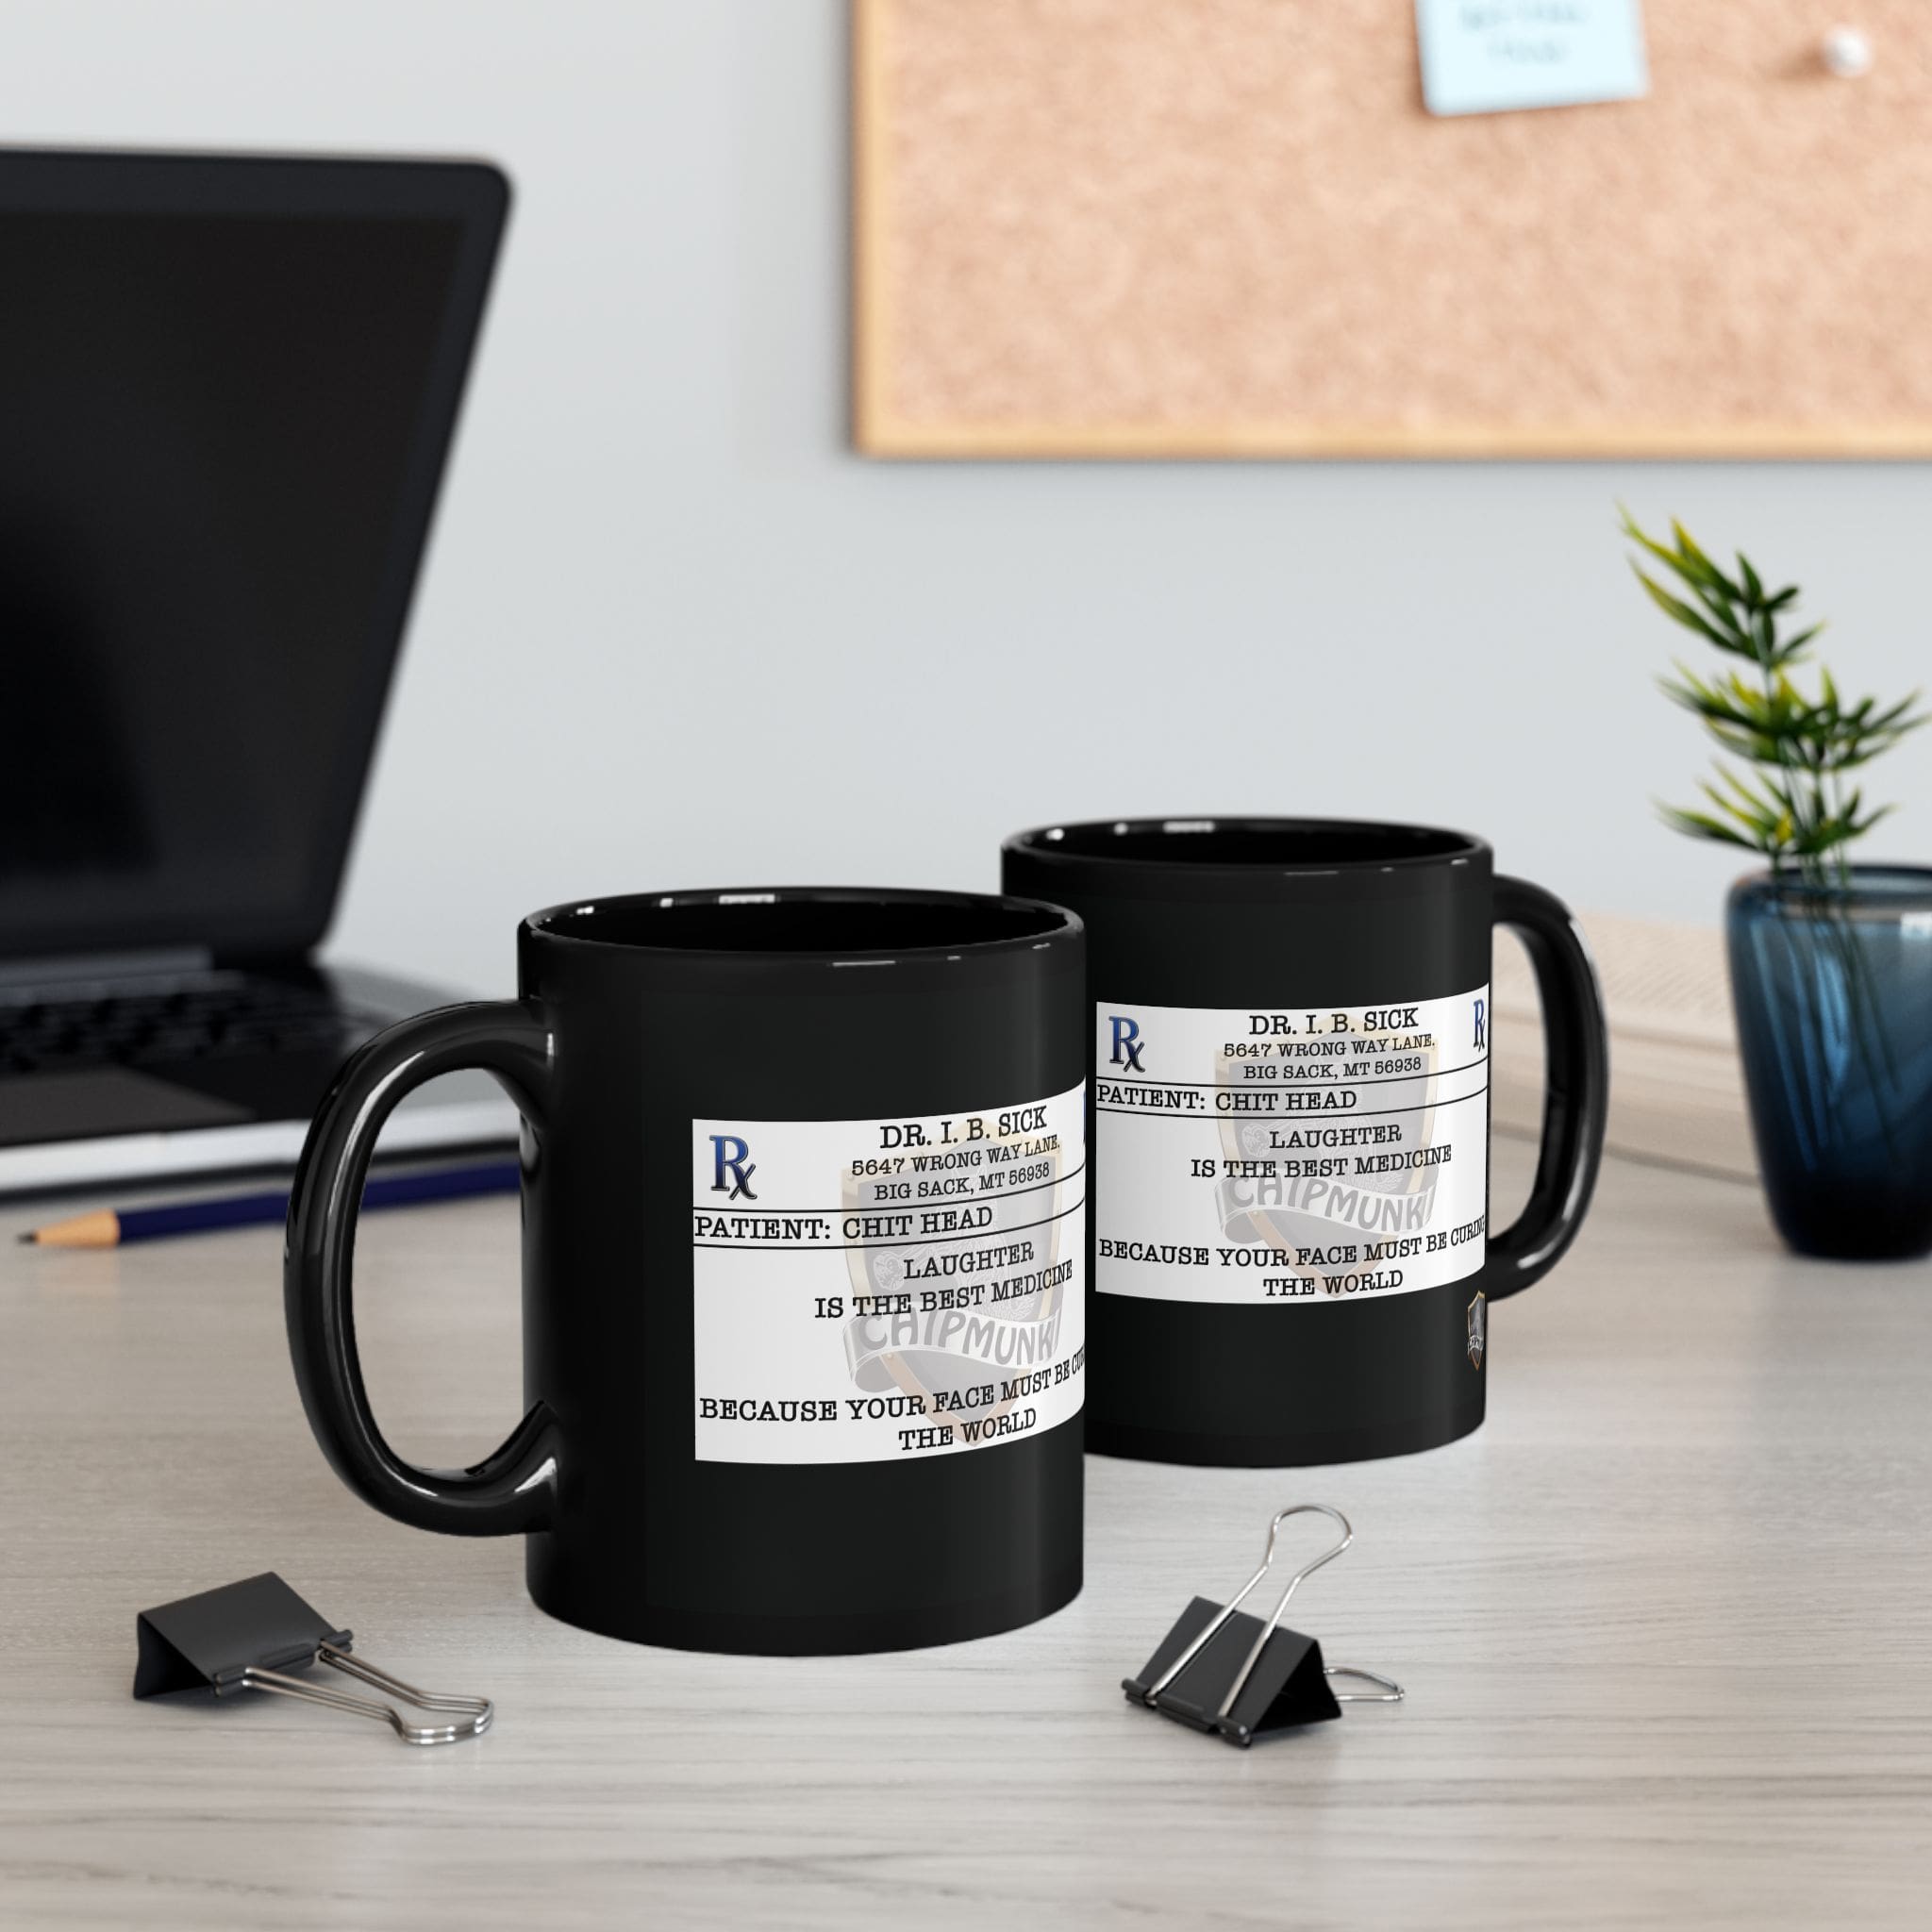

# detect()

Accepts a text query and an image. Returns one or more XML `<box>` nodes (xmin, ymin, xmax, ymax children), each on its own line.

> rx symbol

<box><xmin>1472</xmin><ymin>998</ymin><xmax>1487</xmax><ymax>1051</ymax></box>
<box><xmin>710</xmin><ymin>1134</ymin><xmax>758</xmax><ymax>1201</ymax></box>
<box><xmin>1109</xmin><ymin>1015</ymin><xmax>1145</xmax><ymax>1074</ymax></box>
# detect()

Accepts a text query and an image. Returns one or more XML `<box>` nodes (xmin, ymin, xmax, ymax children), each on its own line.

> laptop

<box><xmin>0</xmin><ymin>149</ymin><xmax>518</xmax><ymax>1196</ymax></box>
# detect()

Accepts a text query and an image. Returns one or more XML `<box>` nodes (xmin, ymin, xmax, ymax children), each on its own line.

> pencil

<box><xmin>18</xmin><ymin>1159</ymin><xmax>522</xmax><ymax>1248</ymax></box>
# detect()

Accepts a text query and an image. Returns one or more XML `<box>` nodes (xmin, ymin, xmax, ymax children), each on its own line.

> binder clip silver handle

<box><xmin>134</xmin><ymin>1574</ymin><xmax>494</xmax><ymax>1746</ymax></box>
<box><xmin>1326</xmin><ymin>1665</ymin><xmax>1405</xmax><ymax>1703</ymax></box>
<box><xmin>1124</xmin><ymin>1504</ymin><xmax>1404</xmax><ymax>1745</ymax></box>
<box><xmin>1142</xmin><ymin>1503</ymin><xmax>1396</xmax><ymax>1718</ymax></box>
<box><xmin>237</xmin><ymin>1641</ymin><xmax>494</xmax><ymax>1745</ymax></box>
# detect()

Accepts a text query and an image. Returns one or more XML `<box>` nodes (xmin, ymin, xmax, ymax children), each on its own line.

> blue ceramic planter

<box><xmin>1727</xmin><ymin>867</ymin><xmax>1932</xmax><ymax>1259</ymax></box>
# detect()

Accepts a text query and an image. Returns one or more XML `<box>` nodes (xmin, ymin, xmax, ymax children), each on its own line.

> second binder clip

<box><xmin>134</xmin><ymin>1572</ymin><xmax>493</xmax><ymax>1746</ymax></box>
<box><xmin>1124</xmin><ymin>1504</ymin><xmax>1404</xmax><ymax>1748</ymax></box>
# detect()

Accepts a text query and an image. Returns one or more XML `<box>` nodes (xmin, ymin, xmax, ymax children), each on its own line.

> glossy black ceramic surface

<box><xmin>286</xmin><ymin>888</ymin><xmax>1087</xmax><ymax>1655</ymax></box>
<box><xmin>1003</xmin><ymin>818</ymin><xmax>1607</xmax><ymax>1467</ymax></box>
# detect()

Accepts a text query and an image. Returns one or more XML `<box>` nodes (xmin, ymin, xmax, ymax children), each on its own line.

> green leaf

<box><xmin>1671</xmin><ymin>520</ymin><xmax>1738</xmax><ymax>597</ymax></box>
<box><xmin>1623</xmin><ymin>510</ymin><xmax>1739</xmax><ymax>610</ymax></box>
<box><xmin>1657</xmin><ymin>805</ymin><xmax>1762</xmax><ymax>852</ymax></box>
<box><xmin>1631</xmin><ymin>515</ymin><xmax>1916</xmax><ymax>859</ymax></box>
<box><xmin>1714</xmin><ymin>766</ymin><xmax>1783</xmax><ymax>818</ymax></box>
<box><xmin>1633</xmin><ymin>567</ymin><xmax>1736</xmax><ymax>649</ymax></box>
<box><xmin>1866</xmin><ymin>692</ymin><xmax>1925</xmax><ymax>732</ymax></box>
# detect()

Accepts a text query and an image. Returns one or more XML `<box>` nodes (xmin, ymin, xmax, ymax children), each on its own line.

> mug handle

<box><xmin>284</xmin><ymin>1001</ymin><xmax>560</xmax><ymax>1534</ymax></box>
<box><xmin>1483</xmin><ymin>877</ymin><xmax>1610</xmax><ymax>1300</ymax></box>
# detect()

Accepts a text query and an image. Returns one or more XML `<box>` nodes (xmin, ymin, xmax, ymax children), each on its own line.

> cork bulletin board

<box><xmin>853</xmin><ymin>0</ymin><xmax>1932</xmax><ymax>458</ymax></box>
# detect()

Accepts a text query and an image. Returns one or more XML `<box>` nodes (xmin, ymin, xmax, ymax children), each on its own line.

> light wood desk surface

<box><xmin>3</xmin><ymin>1140</ymin><xmax>1928</xmax><ymax>1930</ymax></box>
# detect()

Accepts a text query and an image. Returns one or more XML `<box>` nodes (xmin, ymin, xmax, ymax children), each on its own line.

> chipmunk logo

<box><xmin>839</xmin><ymin>1121</ymin><xmax>1072</xmax><ymax>1444</ymax></box>
<box><xmin>1467</xmin><ymin>1291</ymin><xmax>1486</xmax><ymax>1369</ymax></box>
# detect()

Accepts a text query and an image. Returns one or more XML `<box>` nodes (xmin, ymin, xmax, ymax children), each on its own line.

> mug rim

<box><xmin>1004</xmin><ymin>816</ymin><xmax>1490</xmax><ymax>874</ymax></box>
<box><xmin>523</xmin><ymin>885</ymin><xmax>1082</xmax><ymax>961</ymax></box>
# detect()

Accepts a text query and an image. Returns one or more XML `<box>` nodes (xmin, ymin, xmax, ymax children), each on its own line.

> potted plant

<box><xmin>1625</xmin><ymin>511</ymin><xmax>1931</xmax><ymax>1259</ymax></box>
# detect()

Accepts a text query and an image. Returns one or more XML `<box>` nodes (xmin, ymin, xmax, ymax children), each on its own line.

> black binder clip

<box><xmin>1123</xmin><ymin>1504</ymin><xmax>1403</xmax><ymax>1747</ymax></box>
<box><xmin>134</xmin><ymin>1572</ymin><xmax>492</xmax><ymax>1745</ymax></box>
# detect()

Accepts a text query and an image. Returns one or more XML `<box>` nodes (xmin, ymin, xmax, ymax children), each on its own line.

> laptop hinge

<box><xmin>0</xmin><ymin>947</ymin><xmax>216</xmax><ymax>992</ymax></box>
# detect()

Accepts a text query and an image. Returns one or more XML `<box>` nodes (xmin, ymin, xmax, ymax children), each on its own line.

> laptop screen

<box><xmin>0</xmin><ymin>156</ymin><xmax>506</xmax><ymax>962</ymax></box>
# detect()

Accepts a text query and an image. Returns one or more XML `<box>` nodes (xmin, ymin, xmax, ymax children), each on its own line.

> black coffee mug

<box><xmin>1002</xmin><ymin>819</ymin><xmax>1607</xmax><ymax>1466</ymax></box>
<box><xmin>285</xmin><ymin>888</ymin><xmax>1089</xmax><ymax>1655</ymax></box>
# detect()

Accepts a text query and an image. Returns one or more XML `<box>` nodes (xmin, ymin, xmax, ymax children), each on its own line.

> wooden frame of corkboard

<box><xmin>852</xmin><ymin>0</ymin><xmax>1932</xmax><ymax>459</ymax></box>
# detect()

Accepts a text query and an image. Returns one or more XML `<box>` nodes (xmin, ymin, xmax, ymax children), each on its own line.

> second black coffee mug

<box><xmin>1003</xmin><ymin>819</ymin><xmax>1607</xmax><ymax>1466</ymax></box>
<box><xmin>286</xmin><ymin>888</ymin><xmax>1088</xmax><ymax>1655</ymax></box>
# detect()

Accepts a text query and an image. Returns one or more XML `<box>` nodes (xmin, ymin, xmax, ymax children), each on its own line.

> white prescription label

<box><xmin>690</xmin><ymin>1084</ymin><xmax>1086</xmax><ymax>1464</ymax></box>
<box><xmin>1093</xmin><ymin>991</ymin><xmax>1490</xmax><ymax>1304</ymax></box>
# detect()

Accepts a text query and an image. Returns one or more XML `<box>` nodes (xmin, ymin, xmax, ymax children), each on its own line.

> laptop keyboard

<box><xmin>0</xmin><ymin>975</ymin><xmax>378</xmax><ymax>1077</ymax></box>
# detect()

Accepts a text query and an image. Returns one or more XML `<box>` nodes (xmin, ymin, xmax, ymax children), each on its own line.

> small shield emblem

<box><xmin>1467</xmin><ymin>1291</ymin><xmax>1486</xmax><ymax>1369</ymax></box>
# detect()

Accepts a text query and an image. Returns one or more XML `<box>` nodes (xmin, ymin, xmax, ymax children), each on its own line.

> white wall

<box><xmin>11</xmin><ymin>0</ymin><xmax>1932</xmax><ymax>995</ymax></box>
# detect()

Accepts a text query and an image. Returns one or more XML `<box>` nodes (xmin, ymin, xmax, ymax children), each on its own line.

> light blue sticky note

<box><xmin>1416</xmin><ymin>0</ymin><xmax>1649</xmax><ymax>116</ymax></box>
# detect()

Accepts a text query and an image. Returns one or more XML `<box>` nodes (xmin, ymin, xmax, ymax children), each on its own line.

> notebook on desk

<box><xmin>0</xmin><ymin>149</ymin><xmax>517</xmax><ymax>1195</ymax></box>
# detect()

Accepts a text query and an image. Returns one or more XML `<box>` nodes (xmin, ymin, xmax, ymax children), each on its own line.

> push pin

<box><xmin>1123</xmin><ymin>1504</ymin><xmax>1402</xmax><ymax>1747</ymax></box>
<box><xmin>1822</xmin><ymin>26</ymin><xmax>1873</xmax><ymax>78</ymax></box>
<box><xmin>134</xmin><ymin>1572</ymin><xmax>492</xmax><ymax>1745</ymax></box>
